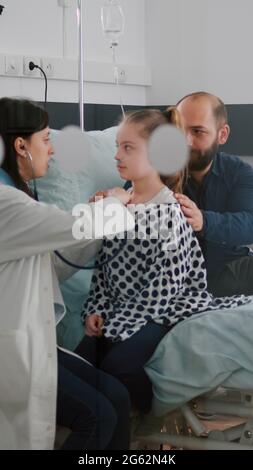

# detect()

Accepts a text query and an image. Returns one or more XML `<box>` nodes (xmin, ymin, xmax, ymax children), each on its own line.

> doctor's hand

<box><xmin>107</xmin><ymin>187</ymin><xmax>131</xmax><ymax>205</ymax></box>
<box><xmin>89</xmin><ymin>187</ymin><xmax>131</xmax><ymax>205</ymax></box>
<box><xmin>89</xmin><ymin>190</ymin><xmax>108</xmax><ymax>202</ymax></box>
<box><xmin>174</xmin><ymin>193</ymin><xmax>204</xmax><ymax>232</ymax></box>
<box><xmin>85</xmin><ymin>313</ymin><xmax>104</xmax><ymax>337</ymax></box>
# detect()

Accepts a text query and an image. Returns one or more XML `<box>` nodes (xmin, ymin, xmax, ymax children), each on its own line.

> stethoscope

<box><xmin>27</xmin><ymin>151</ymin><xmax>127</xmax><ymax>270</ymax></box>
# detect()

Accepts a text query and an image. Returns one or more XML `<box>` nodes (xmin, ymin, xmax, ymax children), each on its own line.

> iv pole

<box><xmin>77</xmin><ymin>0</ymin><xmax>84</xmax><ymax>130</ymax></box>
<box><xmin>76</xmin><ymin>0</ymin><xmax>125</xmax><ymax>130</ymax></box>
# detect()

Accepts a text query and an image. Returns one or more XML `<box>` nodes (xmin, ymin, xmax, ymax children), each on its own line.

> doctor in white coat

<box><xmin>0</xmin><ymin>97</ymin><xmax>133</xmax><ymax>450</ymax></box>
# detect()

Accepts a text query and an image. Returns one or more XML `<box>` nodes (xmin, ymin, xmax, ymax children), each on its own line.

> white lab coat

<box><xmin>0</xmin><ymin>184</ymin><xmax>130</xmax><ymax>450</ymax></box>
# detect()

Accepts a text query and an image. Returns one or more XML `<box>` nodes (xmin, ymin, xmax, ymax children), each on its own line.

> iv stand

<box><xmin>77</xmin><ymin>0</ymin><xmax>84</xmax><ymax>130</ymax></box>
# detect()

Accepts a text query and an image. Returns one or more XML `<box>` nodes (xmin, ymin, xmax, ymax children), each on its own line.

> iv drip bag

<box><xmin>101</xmin><ymin>0</ymin><xmax>124</xmax><ymax>46</ymax></box>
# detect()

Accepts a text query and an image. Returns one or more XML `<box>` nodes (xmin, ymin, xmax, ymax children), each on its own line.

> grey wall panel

<box><xmin>225</xmin><ymin>105</ymin><xmax>253</xmax><ymax>157</ymax></box>
<box><xmin>43</xmin><ymin>102</ymin><xmax>253</xmax><ymax>158</ymax></box>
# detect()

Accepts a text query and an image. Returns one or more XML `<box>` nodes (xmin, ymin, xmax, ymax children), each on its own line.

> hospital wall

<box><xmin>146</xmin><ymin>0</ymin><xmax>253</xmax><ymax>106</ymax></box>
<box><xmin>2</xmin><ymin>0</ymin><xmax>253</xmax><ymax>106</ymax></box>
<box><xmin>0</xmin><ymin>0</ymin><xmax>147</xmax><ymax>105</ymax></box>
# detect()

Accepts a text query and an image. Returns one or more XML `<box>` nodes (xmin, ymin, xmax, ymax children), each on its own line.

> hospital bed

<box><xmin>132</xmin><ymin>300</ymin><xmax>253</xmax><ymax>450</ymax></box>
<box><xmin>56</xmin><ymin>302</ymin><xmax>253</xmax><ymax>450</ymax></box>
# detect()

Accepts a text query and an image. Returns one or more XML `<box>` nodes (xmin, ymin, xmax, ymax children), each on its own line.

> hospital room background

<box><xmin>1</xmin><ymin>0</ymin><xmax>253</xmax><ymax>155</ymax></box>
<box><xmin>1</xmin><ymin>0</ymin><xmax>253</xmax><ymax>452</ymax></box>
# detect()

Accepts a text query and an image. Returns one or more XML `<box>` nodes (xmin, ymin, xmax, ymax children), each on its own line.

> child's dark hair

<box><xmin>120</xmin><ymin>107</ymin><xmax>187</xmax><ymax>193</ymax></box>
<box><xmin>0</xmin><ymin>97</ymin><xmax>49</xmax><ymax>194</ymax></box>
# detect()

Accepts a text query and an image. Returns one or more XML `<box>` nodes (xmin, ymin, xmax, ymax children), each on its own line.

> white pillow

<box><xmin>36</xmin><ymin>126</ymin><xmax>122</xmax><ymax>209</ymax></box>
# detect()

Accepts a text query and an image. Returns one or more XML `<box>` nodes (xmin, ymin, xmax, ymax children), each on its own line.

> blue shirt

<box><xmin>185</xmin><ymin>152</ymin><xmax>253</xmax><ymax>282</ymax></box>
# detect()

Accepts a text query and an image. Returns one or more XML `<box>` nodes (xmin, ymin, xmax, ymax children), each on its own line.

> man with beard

<box><xmin>174</xmin><ymin>91</ymin><xmax>253</xmax><ymax>296</ymax></box>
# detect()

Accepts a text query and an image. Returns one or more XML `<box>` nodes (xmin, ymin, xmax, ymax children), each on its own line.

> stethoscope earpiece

<box><xmin>26</xmin><ymin>151</ymin><xmax>33</xmax><ymax>162</ymax></box>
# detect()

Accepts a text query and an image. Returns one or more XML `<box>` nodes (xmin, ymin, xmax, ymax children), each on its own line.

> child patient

<box><xmin>76</xmin><ymin>108</ymin><xmax>250</xmax><ymax>413</ymax></box>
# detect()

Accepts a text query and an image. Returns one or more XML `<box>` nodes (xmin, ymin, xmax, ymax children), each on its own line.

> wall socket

<box><xmin>41</xmin><ymin>58</ymin><xmax>54</xmax><ymax>77</ymax></box>
<box><xmin>118</xmin><ymin>68</ymin><xmax>126</xmax><ymax>83</ymax></box>
<box><xmin>114</xmin><ymin>67</ymin><xmax>126</xmax><ymax>84</ymax></box>
<box><xmin>23</xmin><ymin>56</ymin><xmax>40</xmax><ymax>76</ymax></box>
<box><xmin>5</xmin><ymin>55</ymin><xmax>20</xmax><ymax>76</ymax></box>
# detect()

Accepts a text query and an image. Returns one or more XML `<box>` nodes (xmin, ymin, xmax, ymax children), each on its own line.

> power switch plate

<box><xmin>5</xmin><ymin>55</ymin><xmax>20</xmax><ymax>76</ymax></box>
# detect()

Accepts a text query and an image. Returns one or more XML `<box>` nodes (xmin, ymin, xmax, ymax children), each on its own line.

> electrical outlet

<box><xmin>41</xmin><ymin>58</ymin><xmax>54</xmax><ymax>78</ymax></box>
<box><xmin>23</xmin><ymin>56</ymin><xmax>40</xmax><ymax>76</ymax></box>
<box><xmin>113</xmin><ymin>67</ymin><xmax>126</xmax><ymax>84</ymax></box>
<box><xmin>5</xmin><ymin>55</ymin><xmax>20</xmax><ymax>76</ymax></box>
<box><xmin>118</xmin><ymin>68</ymin><xmax>126</xmax><ymax>83</ymax></box>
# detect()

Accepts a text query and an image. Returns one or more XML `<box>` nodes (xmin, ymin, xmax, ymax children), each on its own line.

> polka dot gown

<box><xmin>82</xmin><ymin>187</ymin><xmax>251</xmax><ymax>341</ymax></box>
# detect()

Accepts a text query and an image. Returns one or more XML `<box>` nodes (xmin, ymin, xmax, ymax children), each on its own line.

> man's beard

<box><xmin>188</xmin><ymin>141</ymin><xmax>218</xmax><ymax>172</ymax></box>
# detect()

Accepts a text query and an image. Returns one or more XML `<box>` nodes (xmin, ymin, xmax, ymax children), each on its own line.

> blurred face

<box><xmin>115</xmin><ymin>122</ymin><xmax>155</xmax><ymax>181</ymax></box>
<box><xmin>17</xmin><ymin>127</ymin><xmax>54</xmax><ymax>180</ymax></box>
<box><xmin>177</xmin><ymin>97</ymin><xmax>228</xmax><ymax>172</ymax></box>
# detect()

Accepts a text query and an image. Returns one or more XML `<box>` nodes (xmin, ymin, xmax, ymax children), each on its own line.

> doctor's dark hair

<box><xmin>0</xmin><ymin>97</ymin><xmax>48</xmax><ymax>195</ymax></box>
<box><xmin>119</xmin><ymin>107</ymin><xmax>187</xmax><ymax>193</ymax></box>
